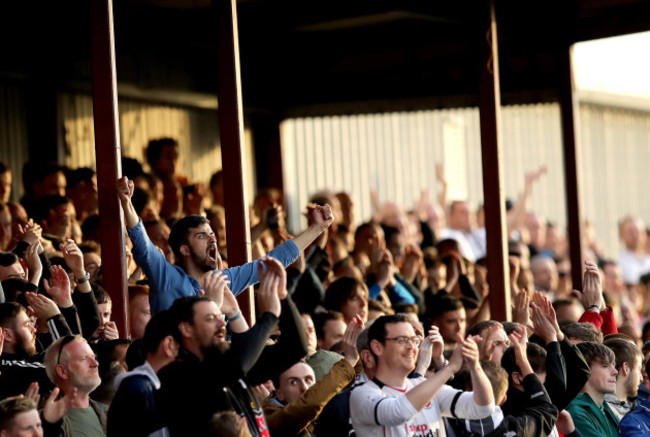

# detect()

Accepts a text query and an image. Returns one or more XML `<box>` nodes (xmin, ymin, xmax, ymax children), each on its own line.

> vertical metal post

<box><xmin>560</xmin><ymin>45</ymin><xmax>584</xmax><ymax>290</ymax></box>
<box><xmin>478</xmin><ymin>0</ymin><xmax>511</xmax><ymax>322</ymax></box>
<box><xmin>90</xmin><ymin>0</ymin><xmax>129</xmax><ymax>336</ymax></box>
<box><xmin>216</xmin><ymin>0</ymin><xmax>254</xmax><ymax>324</ymax></box>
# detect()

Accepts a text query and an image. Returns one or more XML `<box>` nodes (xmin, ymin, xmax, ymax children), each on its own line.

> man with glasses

<box><xmin>42</xmin><ymin>335</ymin><xmax>105</xmax><ymax>436</ymax></box>
<box><xmin>350</xmin><ymin>314</ymin><xmax>494</xmax><ymax>437</ymax></box>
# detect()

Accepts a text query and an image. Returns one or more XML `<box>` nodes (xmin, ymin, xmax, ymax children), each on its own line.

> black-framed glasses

<box><xmin>385</xmin><ymin>336</ymin><xmax>422</xmax><ymax>346</ymax></box>
<box><xmin>57</xmin><ymin>335</ymin><xmax>76</xmax><ymax>365</ymax></box>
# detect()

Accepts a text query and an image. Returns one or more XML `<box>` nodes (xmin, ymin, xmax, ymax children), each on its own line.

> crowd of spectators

<box><xmin>1</xmin><ymin>139</ymin><xmax>650</xmax><ymax>436</ymax></box>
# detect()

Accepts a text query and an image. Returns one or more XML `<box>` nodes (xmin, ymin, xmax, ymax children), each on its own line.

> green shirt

<box><xmin>67</xmin><ymin>406</ymin><xmax>105</xmax><ymax>437</ymax></box>
<box><xmin>566</xmin><ymin>392</ymin><xmax>619</xmax><ymax>437</ymax></box>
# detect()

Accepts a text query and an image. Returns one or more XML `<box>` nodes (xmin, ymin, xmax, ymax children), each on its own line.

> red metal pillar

<box><xmin>560</xmin><ymin>46</ymin><xmax>584</xmax><ymax>290</ymax></box>
<box><xmin>216</xmin><ymin>0</ymin><xmax>254</xmax><ymax>324</ymax></box>
<box><xmin>478</xmin><ymin>0</ymin><xmax>511</xmax><ymax>322</ymax></box>
<box><xmin>90</xmin><ymin>0</ymin><xmax>129</xmax><ymax>337</ymax></box>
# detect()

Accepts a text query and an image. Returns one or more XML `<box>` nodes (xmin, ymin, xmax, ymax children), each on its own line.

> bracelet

<box><xmin>585</xmin><ymin>304</ymin><xmax>600</xmax><ymax>312</ymax></box>
<box><xmin>228</xmin><ymin>311</ymin><xmax>242</xmax><ymax>323</ymax></box>
<box><xmin>435</xmin><ymin>359</ymin><xmax>449</xmax><ymax>372</ymax></box>
<box><xmin>75</xmin><ymin>271</ymin><xmax>91</xmax><ymax>284</ymax></box>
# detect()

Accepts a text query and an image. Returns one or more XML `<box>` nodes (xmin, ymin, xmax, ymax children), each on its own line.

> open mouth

<box><xmin>208</xmin><ymin>245</ymin><xmax>217</xmax><ymax>262</ymax></box>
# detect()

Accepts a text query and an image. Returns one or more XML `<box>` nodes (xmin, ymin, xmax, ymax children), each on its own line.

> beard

<box><xmin>15</xmin><ymin>332</ymin><xmax>36</xmax><ymax>359</ymax></box>
<box><xmin>191</xmin><ymin>245</ymin><xmax>218</xmax><ymax>272</ymax></box>
<box><xmin>71</xmin><ymin>372</ymin><xmax>101</xmax><ymax>394</ymax></box>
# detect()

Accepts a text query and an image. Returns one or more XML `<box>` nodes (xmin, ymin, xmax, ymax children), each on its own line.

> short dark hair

<box><xmin>0</xmin><ymin>252</ymin><xmax>19</xmax><ymax>268</ymax></box>
<box><xmin>559</xmin><ymin>320</ymin><xmax>603</xmax><ymax>343</ymax></box>
<box><xmin>501</xmin><ymin>321</ymin><xmax>523</xmax><ymax>336</ymax></box>
<box><xmin>576</xmin><ymin>341</ymin><xmax>616</xmax><ymax>367</ymax></box>
<box><xmin>367</xmin><ymin>298</ymin><xmax>392</xmax><ymax>315</ymax></box>
<box><xmin>66</xmin><ymin>167</ymin><xmax>95</xmax><ymax>189</ymax></box>
<box><xmin>81</xmin><ymin>214</ymin><xmax>101</xmax><ymax>241</ymax></box>
<box><xmin>168</xmin><ymin>215</ymin><xmax>210</xmax><ymax>262</ymax></box>
<box><xmin>0</xmin><ymin>396</ymin><xmax>37</xmax><ymax>431</ymax></box>
<box><xmin>501</xmin><ymin>342</ymin><xmax>547</xmax><ymax>382</ymax></box>
<box><xmin>428</xmin><ymin>296</ymin><xmax>464</xmax><ymax>321</ymax></box>
<box><xmin>312</xmin><ymin>311</ymin><xmax>344</xmax><ymax>340</ymax></box>
<box><xmin>467</xmin><ymin>320</ymin><xmax>499</xmax><ymax>338</ymax></box>
<box><xmin>33</xmin><ymin>195</ymin><xmax>69</xmax><ymax>225</ymax></box>
<box><xmin>603</xmin><ymin>338</ymin><xmax>641</xmax><ymax>372</ymax></box>
<box><xmin>143</xmin><ymin>310</ymin><xmax>180</xmax><ymax>354</ymax></box>
<box><xmin>1</xmin><ymin>278</ymin><xmax>37</xmax><ymax>302</ymax></box>
<box><xmin>0</xmin><ymin>302</ymin><xmax>25</xmax><ymax>330</ymax></box>
<box><xmin>146</xmin><ymin>138</ymin><xmax>178</xmax><ymax>166</ymax></box>
<box><xmin>0</xmin><ymin>162</ymin><xmax>8</xmax><ymax>175</ymax></box>
<box><xmin>92</xmin><ymin>282</ymin><xmax>111</xmax><ymax>304</ymax></box>
<box><xmin>324</xmin><ymin>277</ymin><xmax>367</xmax><ymax>313</ymax></box>
<box><xmin>642</xmin><ymin>339</ymin><xmax>650</xmax><ymax>357</ymax></box>
<box><xmin>168</xmin><ymin>295</ymin><xmax>214</xmax><ymax>338</ymax></box>
<box><xmin>368</xmin><ymin>314</ymin><xmax>410</xmax><ymax>346</ymax></box>
<box><xmin>131</xmin><ymin>188</ymin><xmax>153</xmax><ymax>215</ymax></box>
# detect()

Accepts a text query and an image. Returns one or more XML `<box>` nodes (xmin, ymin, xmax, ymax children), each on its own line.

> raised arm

<box><xmin>117</xmin><ymin>177</ymin><xmax>140</xmax><ymax>228</ymax></box>
<box><xmin>291</xmin><ymin>203</ymin><xmax>334</xmax><ymax>253</ymax></box>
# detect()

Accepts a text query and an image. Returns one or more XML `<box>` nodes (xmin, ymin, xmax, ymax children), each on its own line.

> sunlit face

<box><xmin>188</xmin><ymin>300</ymin><xmax>227</xmax><ymax>352</ymax></box>
<box><xmin>2</xmin><ymin>409</ymin><xmax>43</xmax><ymax>437</ymax></box>
<box><xmin>449</xmin><ymin>201</ymin><xmax>472</xmax><ymax>233</ymax></box>
<box><xmin>83</xmin><ymin>252</ymin><xmax>102</xmax><ymax>279</ymax></box>
<box><xmin>41</xmin><ymin>172</ymin><xmax>66</xmax><ymax>197</ymax></box>
<box><xmin>184</xmin><ymin>224</ymin><xmax>219</xmax><ymax>272</ymax></box>
<box><xmin>98</xmin><ymin>302</ymin><xmax>112</xmax><ymax>327</ymax></box>
<box><xmin>317</xmin><ymin>319</ymin><xmax>346</xmax><ymax>351</ymax></box>
<box><xmin>0</xmin><ymin>209</ymin><xmax>11</xmax><ymax>250</ymax></box>
<box><xmin>300</xmin><ymin>314</ymin><xmax>317</xmax><ymax>354</ymax></box>
<box><xmin>374</xmin><ymin>322</ymin><xmax>418</xmax><ymax>375</ymax></box>
<box><xmin>0</xmin><ymin>170</ymin><xmax>11</xmax><ymax>204</ymax></box>
<box><xmin>9</xmin><ymin>203</ymin><xmax>28</xmax><ymax>239</ymax></box>
<box><xmin>587</xmin><ymin>359</ymin><xmax>618</xmax><ymax>395</ymax></box>
<box><xmin>624</xmin><ymin>354</ymin><xmax>643</xmax><ymax>399</ymax></box>
<box><xmin>46</xmin><ymin>203</ymin><xmax>72</xmax><ymax>239</ymax></box>
<box><xmin>341</xmin><ymin>286</ymin><xmax>367</xmax><ymax>323</ymax></box>
<box><xmin>9</xmin><ymin>309</ymin><xmax>36</xmax><ymax>358</ymax></box>
<box><xmin>435</xmin><ymin>308</ymin><xmax>466</xmax><ymax>344</ymax></box>
<box><xmin>276</xmin><ymin>362</ymin><xmax>316</xmax><ymax>404</ymax></box>
<box><xmin>480</xmin><ymin>325</ymin><xmax>510</xmax><ymax>364</ymax></box>
<box><xmin>61</xmin><ymin>340</ymin><xmax>101</xmax><ymax>393</ymax></box>
<box><xmin>0</xmin><ymin>262</ymin><xmax>25</xmax><ymax>282</ymax></box>
<box><xmin>129</xmin><ymin>294</ymin><xmax>151</xmax><ymax>340</ymax></box>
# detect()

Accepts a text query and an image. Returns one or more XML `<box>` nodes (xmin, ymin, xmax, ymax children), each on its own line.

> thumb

<box><xmin>571</xmin><ymin>289</ymin><xmax>582</xmax><ymax>298</ymax></box>
<box><xmin>43</xmin><ymin>279</ymin><xmax>50</xmax><ymax>291</ymax></box>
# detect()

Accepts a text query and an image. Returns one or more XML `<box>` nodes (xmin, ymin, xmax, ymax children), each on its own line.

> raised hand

<box><xmin>101</xmin><ymin>321</ymin><xmax>119</xmax><ymax>341</ymax></box>
<box><xmin>24</xmin><ymin>243</ymin><xmax>43</xmax><ymax>286</ymax></box>
<box><xmin>202</xmin><ymin>271</ymin><xmax>230</xmax><ymax>309</ymax></box>
<box><xmin>25</xmin><ymin>292</ymin><xmax>60</xmax><ymax>321</ymax></box>
<box><xmin>263</xmin><ymin>257</ymin><xmax>288</xmax><ymax>299</ymax></box>
<box><xmin>307</xmin><ymin>203</ymin><xmax>334</xmax><ymax>231</ymax></box>
<box><xmin>509</xmin><ymin>325</ymin><xmax>533</xmax><ymax>376</ymax></box>
<box><xmin>461</xmin><ymin>334</ymin><xmax>482</xmax><ymax>370</ymax></box>
<box><xmin>256</xmin><ymin>260</ymin><xmax>281</xmax><ymax>317</ymax></box>
<box><xmin>428</xmin><ymin>326</ymin><xmax>445</xmax><ymax>369</ymax></box>
<box><xmin>341</xmin><ymin>314</ymin><xmax>364</xmax><ymax>367</ymax></box>
<box><xmin>59</xmin><ymin>239</ymin><xmax>85</xmax><ymax>279</ymax></box>
<box><xmin>573</xmin><ymin>260</ymin><xmax>603</xmax><ymax>310</ymax></box>
<box><xmin>478</xmin><ymin>324</ymin><xmax>499</xmax><ymax>361</ymax></box>
<box><xmin>24</xmin><ymin>382</ymin><xmax>40</xmax><ymax>404</ymax></box>
<box><xmin>530</xmin><ymin>302</ymin><xmax>557</xmax><ymax>344</ymax></box>
<box><xmin>43</xmin><ymin>265</ymin><xmax>73</xmax><ymax>308</ymax></box>
<box><xmin>402</xmin><ymin>243</ymin><xmax>423</xmax><ymax>283</ymax></box>
<box><xmin>43</xmin><ymin>387</ymin><xmax>77</xmax><ymax>424</ymax></box>
<box><xmin>116</xmin><ymin>177</ymin><xmax>135</xmax><ymax>203</ymax></box>
<box><xmin>16</xmin><ymin>220</ymin><xmax>42</xmax><ymax>246</ymax></box>
<box><xmin>533</xmin><ymin>291</ymin><xmax>564</xmax><ymax>341</ymax></box>
<box><xmin>512</xmin><ymin>289</ymin><xmax>530</xmax><ymax>327</ymax></box>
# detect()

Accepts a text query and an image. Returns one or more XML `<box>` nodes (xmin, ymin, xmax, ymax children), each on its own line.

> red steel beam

<box><xmin>90</xmin><ymin>0</ymin><xmax>129</xmax><ymax>336</ymax></box>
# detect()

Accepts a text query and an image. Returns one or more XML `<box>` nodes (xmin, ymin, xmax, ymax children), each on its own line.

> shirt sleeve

<box><xmin>224</xmin><ymin>240</ymin><xmax>300</xmax><ymax>295</ymax></box>
<box><xmin>350</xmin><ymin>383</ymin><xmax>418</xmax><ymax>427</ymax></box>
<box><xmin>437</xmin><ymin>385</ymin><xmax>495</xmax><ymax>420</ymax></box>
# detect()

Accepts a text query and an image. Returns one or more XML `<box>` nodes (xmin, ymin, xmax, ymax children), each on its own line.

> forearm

<box><xmin>406</xmin><ymin>366</ymin><xmax>455</xmax><ymax>411</ymax></box>
<box><xmin>291</xmin><ymin>224</ymin><xmax>325</xmax><ymax>253</ymax></box>
<box><xmin>468</xmin><ymin>365</ymin><xmax>494</xmax><ymax>406</ymax></box>
<box><xmin>120</xmin><ymin>199</ymin><xmax>140</xmax><ymax>228</ymax></box>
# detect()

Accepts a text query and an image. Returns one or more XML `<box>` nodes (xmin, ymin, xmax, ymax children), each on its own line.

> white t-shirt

<box><xmin>618</xmin><ymin>250</ymin><xmax>650</xmax><ymax>284</ymax></box>
<box><xmin>350</xmin><ymin>377</ymin><xmax>494</xmax><ymax>437</ymax></box>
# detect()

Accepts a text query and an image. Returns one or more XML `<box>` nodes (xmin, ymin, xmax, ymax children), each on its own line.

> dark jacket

<box><xmin>157</xmin><ymin>311</ymin><xmax>279</xmax><ymax>436</ymax></box>
<box><xmin>486</xmin><ymin>374</ymin><xmax>557</xmax><ymax>437</ymax></box>
<box><xmin>503</xmin><ymin>337</ymin><xmax>590</xmax><ymax>416</ymax></box>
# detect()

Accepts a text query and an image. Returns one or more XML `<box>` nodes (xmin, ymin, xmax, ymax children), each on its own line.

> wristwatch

<box><xmin>75</xmin><ymin>271</ymin><xmax>91</xmax><ymax>284</ymax></box>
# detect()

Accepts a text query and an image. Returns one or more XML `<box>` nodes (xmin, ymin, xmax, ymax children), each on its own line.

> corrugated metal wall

<box><xmin>56</xmin><ymin>93</ymin><xmax>257</xmax><ymax>204</ymax></box>
<box><xmin>281</xmin><ymin>104</ymin><xmax>566</xmax><ymax>233</ymax></box>
<box><xmin>0</xmin><ymin>84</ymin><xmax>29</xmax><ymax>201</ymax></box>
<box><xmin>284</xmin><ymin>104</ymin><xmax>650</xmax><ymax>257</ymax></box>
